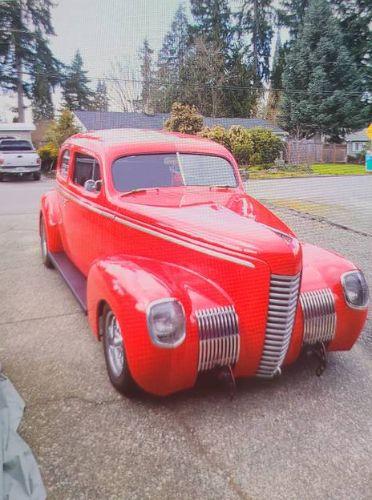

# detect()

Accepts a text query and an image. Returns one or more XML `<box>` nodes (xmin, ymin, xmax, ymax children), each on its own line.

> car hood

<box><xmin>113</xmin><ymin>189</ymin><xmax>302</xmax><ymax>275</ymax></box>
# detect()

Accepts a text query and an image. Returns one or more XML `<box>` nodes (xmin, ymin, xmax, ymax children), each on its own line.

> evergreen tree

<box><xmin>266</xmin><ymin>30</ymin><xmax>286</xmax><ymax>121</ymax></box>
<box><xmin>280</xmin><ymin>0</ymin><xmax>367</xmax><ymax>140</ymax></box>
<box><xmin>331</xmin><ymin>0</ymin><xmax>371</xmax><ymax>81</ymax></box>
<box><xmin>189</xmin><ymin>0</ymin><xmax>233</xmax><ymax>51</ymax></box>
<box><xmin>0</xmin><ymin>0</ymin><xmax>60</xmax><ymax>122</ymax></box>
<box><xmin>155</xmin><ymin>4</ymin><xmax>189</xmax><ymax>112</ymax></box>
<box><xmin>91</xmin><ymin>80</ymin><xmax>109</xmax><ymax>111</ymax></box>
<box><xmin>277</xmin><ymin>0</ymin><xmax>309</xmax><ymax>39</ymax></box>
<box><xmin>139</xmin><ymin>39</ymin><xmax>154</xmax><ymax>110</ymax></box>
<box><xmin>62</xmin><ymin>50</ymin><xmax>93</xmax><ymax>111</ymax></box>
<box><xmin>239</xmin><ymin>0</ymin><xmax>274</xmax><ymax>82</ymax></box>
<box><xmin>31</xmin><ymin>32</ymin><xmax>60</xmax><ymax>121</ymax></box>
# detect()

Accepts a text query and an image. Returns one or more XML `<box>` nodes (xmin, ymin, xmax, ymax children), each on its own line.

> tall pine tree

<box><xmin>0</xmin><ymin>0</ymin><xmax>60</xmax><ymax>122</ymax></box>
<box><xmin>155</xmin><ymin>4</ymin><xmax>189</xmax><ymax>112</ymax></box>
<box><xmin>139</xmin><ymin>39</ymin><xmax>154</xmax><ymax>111</ymax></box>
<box><xmin>62</xmin><ymin>50</ymin><xmax>93</xmax><ymax>111</ymax></box>
<box><xmin>239</xmin><ymin>0</ymin><xmax>274</xmax><ymax>82</ymax></box>
<box><xmin>91</xmin><ymin>80</ymin><xmax>109</xmax><ymax>112</ymax></box>
<box><xmin>280</xmin><ymin>0</ymin><xmax>367</xmax><ymax>140</ymax></box>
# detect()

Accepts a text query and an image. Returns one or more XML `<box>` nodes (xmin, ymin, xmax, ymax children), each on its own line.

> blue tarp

<box><xmin>0</xmin><ymin>373</ymin><xmax>46</xmax><ymax>500</ymax></box>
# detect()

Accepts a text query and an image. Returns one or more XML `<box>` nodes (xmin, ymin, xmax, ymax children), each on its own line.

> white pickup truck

<box><xmin>0</xmin><ymin>138</ymin><xmax>41</xmax><ymax>181</ymax></box>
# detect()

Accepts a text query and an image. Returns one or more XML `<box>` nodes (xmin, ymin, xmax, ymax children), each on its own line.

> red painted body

<box><xmin>40</xmin><ymin>129</ymin><xmax>368</xmax><ymax>396</ymax></box>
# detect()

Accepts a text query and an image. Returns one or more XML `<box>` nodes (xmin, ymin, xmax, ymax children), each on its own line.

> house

<box><xmin>73</xmin><ymin>110</ymin><xmax>287</xmax><ymax>137</ymax></box>
<box><xmin>345</xmin><ymin>129</ymin><xmax>369</xmax><ymax>158</ymax></box>
<box><xmin>0</xmin><ymin>122</ymin><xmax>36</xmax><ymax>142</ymax></box>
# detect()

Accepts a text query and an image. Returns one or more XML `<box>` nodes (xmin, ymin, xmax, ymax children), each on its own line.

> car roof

<box><xmin>64</xmin><ymin>128</ymin><xmax>231</xmax><ymax>158</ymax></box>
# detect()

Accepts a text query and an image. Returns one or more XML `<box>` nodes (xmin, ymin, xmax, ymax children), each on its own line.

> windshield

<box><xmin>112</xmin><ymin>153</ymin><xmax>238</xmax><ymax>192</ymax></box>
<box><xmin>0</xmin><ymin>140</ymin><xmax>33</xmax><ymax>151</ymax></box>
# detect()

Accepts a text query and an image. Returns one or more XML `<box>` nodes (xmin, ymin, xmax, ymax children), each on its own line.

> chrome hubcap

<box><xmin>106</xmin><ymin>312</ymin><xmax>124</xmax><ymax>377</ymax></box>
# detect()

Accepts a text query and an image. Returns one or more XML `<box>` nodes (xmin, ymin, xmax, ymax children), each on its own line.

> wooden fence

<box><xmin>284</xmin><ymin>140</ymin><xmax>347</xmax><ymax>164</ymax></box>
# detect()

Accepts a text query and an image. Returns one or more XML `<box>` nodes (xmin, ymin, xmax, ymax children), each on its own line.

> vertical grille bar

<box><xmin>300</xmin><ymin>288</ymin><xmax>336</xmax><ymax>344</ymax></box>
<box><xmin>196</xmin><ymin>305</ymin><xmax>240</xmax><ymax>372</ymax></box>
<box><xmin>256</xmin><ymin>273</ymin><xmax>301</xmax><ymax>379</ymax></box>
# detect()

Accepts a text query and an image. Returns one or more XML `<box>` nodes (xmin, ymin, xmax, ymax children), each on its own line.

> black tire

<box><xmin>40</xmin><ymin>216</ymin><xmax>54</xmax><ymax>268</ymax></box>
<box><xmin>102</xmin><ymin>305</ymin><xmax>136</xmax><ymax>396</ymax></box>
<box><xmin>33</xmin><ymin>172</ymin><xmax>41</xmax><ymax>181</ymax></box>
<box><xmin>0</xmin><ymin>174</ymin><xmax>4</xmax><ymax>182</ymax></box>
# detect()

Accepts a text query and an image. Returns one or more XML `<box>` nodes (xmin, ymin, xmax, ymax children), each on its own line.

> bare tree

<box><xmin>105</xmin><ymin>61</ymin><xmax>141</xmax><ymax>112</ymax></box>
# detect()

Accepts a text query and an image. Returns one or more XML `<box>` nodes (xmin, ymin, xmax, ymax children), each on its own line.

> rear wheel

<box><xmin>33</xmin><ymin>172</ymin><xmax>41</xmax><ymax>181</ymax></box>
<box><xmin>40</xmin><ymin>216</ymin><xmax>53</xmax><ymax>268</ymax></box>
<box><xmin>102</xmin><ymin>306</ymin><xmax>136</xmax><ymax>396</ymax></box>
<box><xmin>0</xmin><ymin>174</ymin><xmax>4</xmax><ymax>182</ymax></box>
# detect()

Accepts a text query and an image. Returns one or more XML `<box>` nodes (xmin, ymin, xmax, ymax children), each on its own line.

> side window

<box><xmin>73</xmin><ymin>154</ymin><xmax>101</xmax><ymax>187</ymax></box>
<box><xmin>60</xmin><ymin>149</ymin><xmax>70</xmax><ymax>178</ymax></box>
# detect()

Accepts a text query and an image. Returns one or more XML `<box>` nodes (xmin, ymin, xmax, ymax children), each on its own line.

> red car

<box><xmin>40</xmin><ymin>129</ymin><xmax>369</xmax><ymax>396</ymax></box>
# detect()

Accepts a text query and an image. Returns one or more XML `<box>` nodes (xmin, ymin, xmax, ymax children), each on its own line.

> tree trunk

<box><xmin>253</xmin><ymin>0</ymin><xmax>259</xmax><ymax>81</ymax></box>
<box><xmin>15</xmin><ymin>51</ymin><xmax>25</xmax><ymax>122</ymax></box>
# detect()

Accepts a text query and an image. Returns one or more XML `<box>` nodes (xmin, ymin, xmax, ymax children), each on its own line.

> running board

<box><xmin>49</xmin><ymin>252</ymin><xmax>87</xmax><ymax>313</ymax></box>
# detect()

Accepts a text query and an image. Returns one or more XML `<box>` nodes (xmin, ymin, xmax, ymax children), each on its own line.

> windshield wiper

<box><xmin>209</xmin><ymin>185</ymin><xmax>235</xmax><ymax>190</ymax></box>
<box><xmin>120</xmin><ymin>187</ymin><xmax>159</xmax><ymax>197</ymax></box>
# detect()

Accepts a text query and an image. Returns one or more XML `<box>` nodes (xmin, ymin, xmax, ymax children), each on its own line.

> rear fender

<box><xmin>40</xmin><ymin>190</ymin><xmax>63</xmax><ymax>253</ymax></box>
<box><xmin>87</xmin><ymin>255</ymin><xmax>233</xmax><ymax>396</ymax></box>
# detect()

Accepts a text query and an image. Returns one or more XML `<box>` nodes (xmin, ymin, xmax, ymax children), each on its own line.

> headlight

<box><xmin>147</xmin><ymin>298</ymin><xmax>186</xmax><ymax>347</ymax></box>
<box><xmin>341</xmin><ymin>270</ymin><xmax>369</xmax><ymax>309</ymax></box>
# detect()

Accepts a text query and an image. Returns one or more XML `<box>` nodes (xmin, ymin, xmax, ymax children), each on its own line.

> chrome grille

<box><xmin>300</xmin><ymin>288</ymin><xmax>336</xmax><ymax>344</ymax></box>
<box><xmin>195</xmin><ymin>306</ymin><xmax>240</xmax><ymax>372</ymax></box>
<box><xmin>256</xmin><ymin>273</ymin><xmax>301</xmax><ymax>379</ymax></box>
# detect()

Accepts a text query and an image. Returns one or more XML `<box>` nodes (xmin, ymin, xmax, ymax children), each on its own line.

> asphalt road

<box><xmin>0</xmin><ymin>176</ymin><xmax>371</xmax><ymax>499</ymax></box>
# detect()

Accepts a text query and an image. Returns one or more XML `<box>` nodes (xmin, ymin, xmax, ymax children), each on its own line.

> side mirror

<box><xmin>84</xmin><ymin>179</ymin><xmax>102</xmax><ymax>192</ymax></box>
<box><xmin>239</xmin><ymin>169</ymin><xmax>249</xmax><ymax>182</ymax></box>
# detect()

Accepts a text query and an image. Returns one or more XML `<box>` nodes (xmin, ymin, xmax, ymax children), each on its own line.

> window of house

<box><xmin>60</xmin><ymin>149</ymin><xmax>70</xmax><ymax>178</ymax></box>
<box><xmin>73</xmin><ymin>153</ymin><xmax>101</xmax><ymax>187</ymax></box>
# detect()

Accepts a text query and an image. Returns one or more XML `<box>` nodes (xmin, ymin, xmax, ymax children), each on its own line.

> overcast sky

<box><xmin>50</xmin><ymin>0</ymin><xmax>182</xmax><ymax>82</ymax></box>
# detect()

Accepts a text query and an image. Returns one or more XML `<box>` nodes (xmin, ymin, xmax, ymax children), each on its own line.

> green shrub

<box><xmin>199</xmin><ymin>124</ymin><xmax>284</xmax><ymax>166</ymax></box>
<box><xmin>164</xmin><ymin>102</ymin><xmax>203</xmax><ymax>135</ymax></box>
<box><xmin>246</xmin><ymin>128</ymin><xmax>284</xmax><ymax>165</ymax></box>
<box><xmin>199</xmin><ymin>126</ymin><xmax>231</xmax><ymax>150</ymax></box>
<box><xmin>37</xmin><ymin>143</ymin><xmax>59</xmax><ymax>171</ymax></box>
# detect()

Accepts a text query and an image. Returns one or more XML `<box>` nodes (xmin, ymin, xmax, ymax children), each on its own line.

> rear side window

<box><xmin>60</xmin><ymin>149</ymin><xmax>70</xmax><ymax>178</ymax></box>
<box><xmin>0</xmin><ymin>140</ymin><xmax>33</xmax><ymax>151</ymax></box>
<box><xmin>73</xmin><ymin>154</ymin><xmax>101</xmax><ymax>187</ymax></box>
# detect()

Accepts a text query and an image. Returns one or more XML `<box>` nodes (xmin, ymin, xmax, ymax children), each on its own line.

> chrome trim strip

<box><xmin>56</xmin><ymin>185</ymin><xmax>254</xmax><ymax>269</ymax></box>
<box><xmin>196</xmin><ymin>305</ymin><xmax>240</xmax><ymax>372</ymax></box>
<box><xmin>256</xmin><ymin>273</ymin><xmax>301</xmax><ymax>379</ymax></box>
<box><xmin>300</xmin><ymin>288</ymin><xmax>336</xmax><ymax>344</ymax></box>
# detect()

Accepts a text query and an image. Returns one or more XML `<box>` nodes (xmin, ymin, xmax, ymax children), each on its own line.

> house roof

<box><xmin>74</xmin><ymin>111</ymin><xmax>287</xmax><ymax>136</ymax></box>
<box><xmin>345</xmin><ymin>129</ymin><xmax>369</xmax><ymax>142</ymax></box>
<box><xmin>0</xmin><ymin>123</ymin><xmax>35</xmax><ymax>132</ymax></box>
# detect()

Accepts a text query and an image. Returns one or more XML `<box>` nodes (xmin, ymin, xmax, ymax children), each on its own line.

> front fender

<box><xmin>87</xmin><ymin>255</ymin><xmax>234</xmax><ymax>396</ymax></box>
<box><xmin>40</xmin><ymin>189</ymin><xmax>63</xmax><ymax>253</ymax></box>
<box><xmin>285</xmin><ymin>243</ymin><xmax>368</xmax><ymax>364</ymax></box>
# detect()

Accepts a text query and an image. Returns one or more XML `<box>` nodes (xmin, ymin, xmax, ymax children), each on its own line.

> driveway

<box><xmin>247</xmin><ymin>175</ymin><xmax>372</xmax><ymax>235</ymax></box>
<box><xmin>0</xmin><ymin>177</ymin><xmax>371</xmax><ymax>499</ymax></box>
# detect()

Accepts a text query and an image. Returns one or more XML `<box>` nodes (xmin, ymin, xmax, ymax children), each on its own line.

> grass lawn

<box><xmin>311</xmin><ymin>163</ymin><xmax>366</xmax><ymax>175</ymax></box>
<box><xmin>246</xmin><ymin>163</ymin><xmax>369</xmax><ymax>179</ymax></box>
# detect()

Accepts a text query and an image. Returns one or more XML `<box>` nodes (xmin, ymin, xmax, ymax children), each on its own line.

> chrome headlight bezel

<box><xmin>341</xmin><ymin>270</ymin><xmax>369</xmax><ymax>310</ymax></box>
<box><xmin>146</xmin><ymin>298</ymin><xmax>186</xmax><ymax>348</ymax></box>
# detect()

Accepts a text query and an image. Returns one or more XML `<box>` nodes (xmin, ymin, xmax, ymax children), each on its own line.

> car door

<box><xmin>62</xmin><ymin>150</ymin><xmax>104</xmax><ymax>275</ymax></box>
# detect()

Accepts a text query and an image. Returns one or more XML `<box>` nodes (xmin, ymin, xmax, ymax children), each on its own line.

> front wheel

<box><xmin>102</xmin><ymin>306</ymin><xmax>136</xmax><ymax>396</ymax></box>
<box><xmin>40</xmin><ymin>216</ymin><xmax>53</xmax><ymax>268</ymax></box>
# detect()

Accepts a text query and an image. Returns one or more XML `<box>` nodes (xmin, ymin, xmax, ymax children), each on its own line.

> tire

<box><xmin>40</xmin><ymin>216</ymin><xmax>54</xmax><ymax>268</ymax></box>
<box><xmin>0</xmin><ymin>174</ymin><xmax>4</xmax><ymax>182</ymax></box>
<box><xmin>102</xmin><ymin>306</ymin><xmax>136</xmax><ymax>396</ymax></box>
<box><xmin>33</xmin><ymin>172</ymin><xmax>41</xmax><ymax>181</ymax></box>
